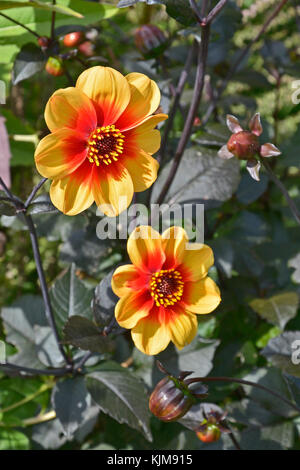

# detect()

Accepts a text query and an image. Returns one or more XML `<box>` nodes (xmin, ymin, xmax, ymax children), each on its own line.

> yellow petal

<box><xmin>115</xmin><ymin>72</ymin><xmax>161</xmax><ymax>130</ymax></box>
<box><xmin>45</xmin><ymin>87</ymin><xmax>96</xmax><ymax>134</ymax></box>
<box><xmin>76</xmin><ymin>66</ymin><xmax>131</xmax><ymax>126</ymax></box>
<box><xmin>123</xmin><ymin>150</ymin><xmax>159</xmax><ymax>192</ymax></box>
<box><xmin>184</xmin><ymin>277</ymin><xmax>221</xmax><ymax>314</ymax></box>
<box><xmin>112</xmin><ymin>264</ymin><xmax>142</xmax><ymax>297</ymax></box>
<box><xmin>131</xmin><ymin>313</ymin><xmax>171</xmax><ymax>355</ymax></box>
<box><xmin>127</xmin><ymin>225</ymin><xmax>165</xmax><ymax>272</ymax></box>
<box><xmin>115</xmin><ymin>290</ymin><xmax>153</xmax><ymax>329</ymax></box>
<box><xmin>180</xmin><ymin>244</ymin><xmax>214</xmax><ymax>281</ymax></box>
<box><xmin>162</xmin><ymin>226</ymin><xmax>188</xmax><ymax>269</ymax></box>
<box><xmin>92</xmin><ymin>165</ymin><xmax>134</xmax><ymax>217</ymax></box>
<box><xmin>34</xmin><ymin>129</ymin><xmax>87</xmax><ymax>179</ymax></box>
<box><xmin>124</xmin><ymin>114</ymin><xmax>167</xmax><ymax>153</ymax></box>
<box><xmin>49</xmin><ymin>161</ymin><xmax>94</xmax><ymax>216</ymax></box>
<box><xmin>168</xmin><ymin>310</ymin><xmax>198</xmax><ymax>350</ymax></box>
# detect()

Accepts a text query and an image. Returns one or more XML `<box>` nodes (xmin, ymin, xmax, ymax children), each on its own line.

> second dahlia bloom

<box><xmin>34</xmin><ymin>66</ymin><xmax>167</xmax><ymax>216</ymax></box>
<box><xmin>112</xmin><ymin>226</ymin><xmax>221</xmax><ymax>355</ymax></box>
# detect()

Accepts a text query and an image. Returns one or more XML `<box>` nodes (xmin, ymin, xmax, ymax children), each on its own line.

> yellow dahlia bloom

<box><xmin>34</xmin><ymin>66</ymin><xmax>167</xmax><ymax>216</ymax></box>
<box><xmin>112</xmin><ymin>226</ymin><xmax>221</xmax><ymax>355</ymax></box>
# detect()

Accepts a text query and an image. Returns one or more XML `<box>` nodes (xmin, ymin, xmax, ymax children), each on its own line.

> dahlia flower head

<box><xmin>34</xmin><ymin>66</ymin><xmax>167</xmax><ymax>217</ymax></box>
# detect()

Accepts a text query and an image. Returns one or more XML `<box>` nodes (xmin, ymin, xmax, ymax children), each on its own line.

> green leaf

<box><xmin>59</xmin><ymin>227</ymin><xmax>111</xmax><ymax>276</ymax></box>
<box><xmin>50</xmin><ymin>264</ymin><xmax>93</xmax><ymax>333</ymax></box>
<box><xmin>240</xmin><ymin>422</ymin><xmax>294</xmax><ymax>450</ymax></box>
<box><xmin>85</xmin><ymin>361</ymin><xmax>152</xmax><ymax>441</ymax></box>
<box><xmin>151</xmin><ymin>147</ymin><xmax>240</xmax><ymax>208</ymax></box>
<box><xmin>93</xmin><ymin>271</ymin><xmax>119</xmax><ymax>329</ymax></box>
<box><xmin>51</xmin><ymin>377</ymin><xmax>91</xmax><ymax>439</ymax></box>
<box><xmin>1</xmin><ymin>295</ymin><xmax>48</xmax><ymax>368</ymax></box>
<box><xmin>0</xmin><ymin>0</ymin><xmax>83</xmax><ymax>18</ymax></box>
<box><xmin>0</xmin><ymin>192</ymin><xmax>15</xmax><ymax>216</ymax></box>
<box><xmin>34</xmin><ymin>326</ymin><xmax>65</xmax><ymax>367</ymax></box>
<box><xmin>31</xmin><ymin>417</ymin><xmax>68</xmax><ymax>449</ymax></box>
<box><xmin>118</xmin><ymin>0</ymin><xmax>197</xmax><ymax>26</ymax></box>
<box><xmin>236</xmin><ymin>173</ymin><xmax>269</xmax><ymax>204</ymax></box>
<box><xmin>27</xmin><ymin>194</ymin><xmax>58</xmax><ymax>215</ymax></box>
<box><xmin>157</xmin><ymin>338</ymin><xmax>220</xmax><ymax>378</ymax></box>
<box><xmin>0</xmin><ymin>429</ymin><xmax>30</xmax><ymax>450</ymax></box>
<box><xmin>0</xmin><ymin>1</ymin><xmax>117</xmax><ymax>46</ymax></box>
<box><xmin>242</xmin><ymin>367</ymin><xmax>296</xmax><ymax>418</ymax></box>
<box><xmin>12</xmin><ymin>42</ymin><xmax>45</xmax><ymax>85</ymax></box>
<box><xmin>250</xmin><ymin>292</ymin><xmax>299</xmax><ymax>330</ymax></box>
<box><xmin>63</xmin><ymin>315</ymin><xmax>114</xmax><ymax>354</ymax></box>
<box><xmin>262</xmin><ymin>332</ymin><xmax>300</xmax><ymax>378</ymax></box>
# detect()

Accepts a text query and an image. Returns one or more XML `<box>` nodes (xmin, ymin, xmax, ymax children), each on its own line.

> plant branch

<box><xmin>24</xmin><ymin>214</ymin><xmax>72</xmax><ymax>364</ymax></box>
<box><xmin>0</xmin><ymin>177</ymin><xmax>71</xmax><ymax>365</ymax></box>
<box><xmin>24</xmin><ymin>178</ymin><xmax>48</xmax><ymax>208</ymax></box>
<box><xmin>227</xmin><ymin>427</ymin><xmax>242</xmax><ymax>450</ymax></box>
<box><xmin>156</xmin><ymin>40</ymin><xmax>196</xmax><ymax>167</ymax></box>
<box><xmin>0</xmin><ymin>362</ymin><xmax>69</xmax><ymax>377</ymax></box>
<box><xmin>155</xmin><ymin>25</ymin><xmax>210</xmax><ymax>205</ymax></box>
<box><xmin>51</xmin><ymin>0</ymin><xmax>56</xmax><ymax>41</ymax></box>
<box><xmin>206</xmin><ymin>0</ymin><xmax>228</xmax><ymax>24</ymax></box>
<box><xmin>186</xmin><ymin>376</ymin><xmax>300</xmax><ymax>415</ymax></box>
<box><xmin>0</xmin><ymin>12</ymin><xmax>40</xmax><ymax>38</ymax></box>
<box><xmin>189</xmin><ymin>0</ymin><xmax>204</xmax><ymax>24</ymax></box>
<box><xmin>259</xmin><ymin>156</ymin><xmax>300</xmax><ymax>226</ymax></box>
<box><xmin>202</xmin><ymin>0</ymin><xmax>289</xmax><ymax>126</ymax></box>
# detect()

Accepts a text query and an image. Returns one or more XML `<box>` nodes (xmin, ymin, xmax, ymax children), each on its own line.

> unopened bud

<box><xmin>149</xmin><ymin>376</ymin><xmax>196</xmax><ymax>422</ymax></box>
<box><xmin>38</xmin><ymin>36</ymin><xmax>51</xmax><ymax>49</ymax></box>
<box><xmin>63</xmin><ymin>31</ymin><xmax>84</xmax><ymax>48</ymax></box>
<box><xmin>135</xmin><ymin>25</ymin><xmax>167</xmax><ymax>58</ymax></box>
<box><xmin>196</xmin><ymin>422</ymin><xmax>221</xmax><ymax>443</ymax></box>
<box><xmin>78</xmin><ymin>41</ymin><xmax>95</xmax><ymax>57</ymax></box>
<box><xmin>227</xmin><ymin>130</ymin><xmax>260</xmax><ymax>160</ymax></box>
<box><xmin>45</xmin><ymin>57</ymin><xmax>64</xmax><ymax>77</ymax></box>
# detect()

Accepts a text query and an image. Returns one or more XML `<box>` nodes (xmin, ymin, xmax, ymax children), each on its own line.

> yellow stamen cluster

<box><xmin>87</xmin><ymin>124</ymin><xmax>125</xmax><ymax>166</ymax></box>
<box><xmin>150</xmin><ymin>269</ymin><xmax>184</xmax><ymax>308</ymax></box>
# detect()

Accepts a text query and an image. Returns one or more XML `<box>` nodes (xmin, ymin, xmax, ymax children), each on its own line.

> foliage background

<box><xmin>0</xmin><ymin>0</ymin><xmax>300</xmax><ymax>450</ymax></box>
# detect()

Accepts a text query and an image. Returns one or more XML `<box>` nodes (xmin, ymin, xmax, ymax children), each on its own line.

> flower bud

<box><xmin>63</xmin><ymin>31</ymin><xmax>84</xmax><ymax>48</ymax></box>
<box><xmin>38</xmin><ymin>36</ymin><xmax>51</xmax><ymax>49</ymax></box>
<box><xmin>196</xmin><ymin>422</ymin><xmax>221</xmax><ymax>443</ymax></box>
<box><xmin>78</xmin><ymin>41</ymin><xmax>95</xmax><ymax>57</ymax></box>
<box><xmin>45</xmin><ymin>57</ymin><xmax>64</xmax><ymax>77</ymax></box>
<box><xmin>227</xmin><ymin>130</ymin><xmax>260</xmax><ymax>160</ymax></box>
<box><xmin>149</xmin><ymin>376</ymin><xmax>196</xmax><ymax>422</ymax></box>
<box><xmin>135</xmin><ymin>25</ymin><xmax>167</xmax><ymax>58</ymax></box>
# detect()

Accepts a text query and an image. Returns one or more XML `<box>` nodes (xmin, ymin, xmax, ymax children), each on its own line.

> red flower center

<box><xmin>87</xmin><ymin>125</ymin><xmax>125</xmax><ymax>166</ymax></box>
<box><xmin>150</xmin><ymin>269</ymin><xmax>184</xmax><ymax>307</ymax></box>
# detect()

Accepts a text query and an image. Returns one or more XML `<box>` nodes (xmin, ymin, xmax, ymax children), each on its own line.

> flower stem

<box><xmin>24</xmin><ymin>213</ymin><xmax>72</xmax><ymax>364</ymax></box>
<box><xmin>51</xmin><ymin>0</ymin><xmax>56</xmax><ymax>41</ymax></box>
<box><xmin>157</xmin><ymin>40</ymin><xmax>196</xmax><ymax>166</ymax></box>
<box><xmin>186</xmin><ymin>376</ymin><xmax>300</xmax><ymax>415</ymax></box>
<box><xmin>259</xmin><ymin>156</ymin><xmax>300</xmax><ymax>226</ymax></box>
<box><xmin>24</xmin><ymin>177</ymin><xmax>48</xmax><ymax>208</ymax></box>
<box><xmin>0</xmin><ymin>177</ymin><xmax>71</xmax><ymax>366</ymax></box>
<box><xmin>0</xmin><ymin>362</ymin><xmax>69</xmax><ymax>377</ymax></box>
<box><xmin>155</xmin><ymin>24</ymin><xmax>210</xmax><ymax>205</ymax></box>
<box><xmin>0</xmin><ymin>12</ymin><xmax>40</xmax><ymax>38</ymax></box>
